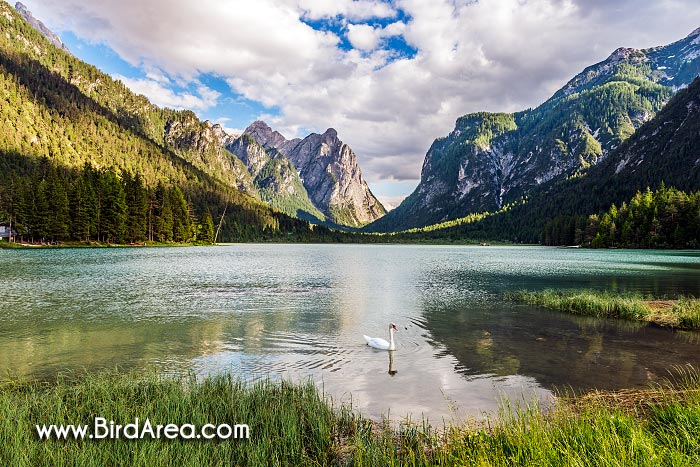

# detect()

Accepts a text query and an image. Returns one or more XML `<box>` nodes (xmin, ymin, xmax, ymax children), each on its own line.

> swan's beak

<box><xmin>391</xmin><ymin>324</ymin><xmax>399</xmax><ymax>331</ymax></box>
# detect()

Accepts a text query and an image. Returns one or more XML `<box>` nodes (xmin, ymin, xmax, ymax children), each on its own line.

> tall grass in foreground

<box><xmin>1</xmin><ymin>372</ymin><xmax>336</xmax><ymax>467</ymax></box>
<box><xmin>2</xmin><ymin>369</ymin><xmax>700</xmax><ymax>466</ymax></box>
<box><xmin>505</xmin><ymin>289</ymin><xmax>700</xmax><ymax>329</ymax></box>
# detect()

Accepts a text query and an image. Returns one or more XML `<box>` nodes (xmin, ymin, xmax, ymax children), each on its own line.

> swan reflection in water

<box><xmin>388</xmin><ymin>350</ymin><xmax>397</xmax><ymax>376</ymax></box>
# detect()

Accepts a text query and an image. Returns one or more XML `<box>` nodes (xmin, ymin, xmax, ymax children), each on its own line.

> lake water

<box><xmin>1</xmin><ymin>245</ymin><xmax>700</xmax><ymax>422</ymax></box>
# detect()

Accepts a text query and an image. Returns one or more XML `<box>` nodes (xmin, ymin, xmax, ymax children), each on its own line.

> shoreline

<box><xmin>0</xmin><ymin>239</ymin><xmax>529</xmax><ymax>249</ymax></box>
<box><xmin>6</xmin><ymin>237</ymin><xmax>700</xmax><ymax>249</ymax></box>
<box><xmin>0</xmin><ymin>241</ymin><xmax>213</xmax><ymax>249</ymax></box>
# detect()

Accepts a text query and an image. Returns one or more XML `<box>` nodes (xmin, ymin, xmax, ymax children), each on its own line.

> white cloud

<box><xmin>347</xmin><ymin>21</ymin><xmax>406</xmax><ymax>51</ymax></box>
<box><xmin>298</xmin><ymin>0</ymin><xmax>396</xmax><ymax>21</ymax></box>
<box><xmin>114</xmin><ymin>75</ymin><xmax>220</xmax><ymax>111</ymax></box>
<box><xmin>347</xmin><ymin>24</ymin><xmax>379</xmax><ymax>50</ymax></box>
<box><xmin>28</xmin><ymin>0</ymin><xmax>340</xmax><ymax>79</ymax></box>
<box><xmin>24</xmin><ymin>0</ymin><xmax>700</xmax><ymax>189</ymax></box>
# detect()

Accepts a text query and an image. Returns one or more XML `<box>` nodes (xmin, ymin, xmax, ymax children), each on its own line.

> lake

<box><xmin>1</xmin><ymin>245</ymin><xmax>700</xmax><ymax>422</ymax></box>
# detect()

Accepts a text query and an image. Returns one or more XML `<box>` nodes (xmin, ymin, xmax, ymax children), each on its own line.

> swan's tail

<box><xmin>363</xmin><ymin>335</ymin><xmax>372</xmax><ymax>344</ymax></box>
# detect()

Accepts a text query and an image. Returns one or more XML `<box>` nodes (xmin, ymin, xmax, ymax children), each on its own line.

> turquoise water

<box><xmin>1</xmin><ymin>245</ymin><xmax>699</xmax><ymax>421</ymax></box>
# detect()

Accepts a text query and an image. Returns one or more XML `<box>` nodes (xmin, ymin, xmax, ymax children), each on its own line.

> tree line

<box><xmin>543</xmin><ymin>185</ymin><xmax>700</xmax><ymax>248</ymax></box>
<box><xmin>1</xmin><ymin>158</ymin><xmax>215</xmax><ymax>244</ymax></box>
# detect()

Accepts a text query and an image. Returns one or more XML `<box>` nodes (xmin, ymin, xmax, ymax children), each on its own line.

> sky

<box><xmin>16</xmin><ymin>0</ymin><xmax>700</xmax><ymax>209</ymax></box>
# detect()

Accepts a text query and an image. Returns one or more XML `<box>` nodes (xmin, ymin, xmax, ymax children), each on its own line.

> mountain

<box><xmin>231</xmin><ymin>121</ymin><xmax>386</xmax><ymax>228</ymax></box>
<box><xmin>407</xmin><ymin>77</ymin><xmax>700</xmax><ymax>244</ymax></box>
<box><xmin>0</xmin><ymin>1</ymin><xmax>325</xmax><ymax>242</ymax></box>
<box><xmin>367</xmin><ymin>29</ymin><xmax>700</xmax><ymax>232</ymax></box>
<box><xmin>3</xmin><ymin>2</ymin><xmax>383</xmax><ymax>231</ymax></box>
<box><xmin>13</xmin><ymin>2</ymin><xmax>69</xmax><ymax>53</ymax></box>
<box><xmin>226</xmin><ymin>129</ymin><xmax>326</xmax><ymax>223</ymax></box>
<box><xmin>593</xmin><ymin>78</ymin><xmax>700</xmax><ymax>192</ymax></box>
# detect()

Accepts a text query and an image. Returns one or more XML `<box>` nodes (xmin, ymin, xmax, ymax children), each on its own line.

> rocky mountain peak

<box><xmin>607</xmin><ymin>47</ymin><xmax>642</xmax><ymax>63</ymax></box>
<box><xmin>688</xmin><ymin>27</ymin><xmax>700</xmax><ymax>38</ymax></box>
<box><xmin>322</xmin><ymin>128</ymin><xmax>338</xmax><ymax>139</ymax></box>
<box><xmin>14</xmin><ymin>2</ymin><xmax>70</xmax><ymax>53</ymax></box>
<box><xmin>245</xmin><ymin>120</ymin><xmax>272</xmax><ymax>133</ymax></box>
<box><xmin>244</xmin><ymin>120</ymin><xmax>287</xmax><ymax>149</ymax></box>
<box><xmin>203</xmin><ymin>120</ymin><xmax>232</xmax><ymax>144</ymax></box>
<box><xmin>241</xmin><ymin>122</ymin><xmax>385</xmax><ymax>227</ymax></box>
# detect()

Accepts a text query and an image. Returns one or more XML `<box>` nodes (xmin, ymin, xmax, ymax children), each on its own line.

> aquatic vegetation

<box><xmin>505</xmin><ymin>289</ymin><xmax>651</xmax><ymax>320</ymax></box>
<box><xmin>506</xmin><ymin>289</ymin><xmax>700</xmax><ymax>330</ymax></box>
<box><xmin>674</xmin><ymin>298</ymin><xmax>700</xmax><ymax>330</ymax></box>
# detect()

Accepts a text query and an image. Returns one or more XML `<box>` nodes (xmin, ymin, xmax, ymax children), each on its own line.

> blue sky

<box><xmin>18</xmin><ymin>0</ymin><xmax>700</xmax><ymax>209</ymax></box>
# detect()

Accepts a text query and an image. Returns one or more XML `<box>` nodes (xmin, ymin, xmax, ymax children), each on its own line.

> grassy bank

<box><xmin>0</xmin><ymin>240</ymin><xmax>26</xmax><ymax>249</ymax></box>
<box><xmin>0</xmin><ymin>240</ymin><xmax>214</xmax><ymax>249</ymax></box>
<box><xmin>2</xmin><ymin>370</ymin><xmax>700</xmax><ymax>466</ymax></box>
<box><xmin>506</xmin><ymin>289</ymin><xmax>700</xmax><ymax>330</ymax></box>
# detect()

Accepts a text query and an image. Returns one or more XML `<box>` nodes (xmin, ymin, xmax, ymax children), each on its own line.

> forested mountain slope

<box><xmin>368</xmin><ymin>28</ymin><xmax>700</xmax><ymax>232</ymax></box>
<box><xmin>0</xmin><ymin>1</ymin><xmax>320</xmax><ymax>242</ymax></box>
<box><xmin>407</xmin><ymin>78</ymin><xmax>700</xmax><ymax>244</ymax></box>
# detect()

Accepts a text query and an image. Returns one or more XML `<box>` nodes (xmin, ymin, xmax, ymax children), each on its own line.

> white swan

<box><xmin>363</xmin><ymin>323</ymin><xmax>398</xmax><ymax>350</ymax></box>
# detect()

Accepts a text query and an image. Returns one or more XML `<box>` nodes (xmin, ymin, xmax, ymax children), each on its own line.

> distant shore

<box><xmin>0</xmin><ymin>238</ymin><xmax>524</xmax><ymax>249</ymax></box>
<box><xmin>0</xmin><ymin>240</ymin><xmax>212</xmax><ymax>249</ymax></box>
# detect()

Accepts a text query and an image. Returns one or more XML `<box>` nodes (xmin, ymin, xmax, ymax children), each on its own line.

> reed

<box><xmin>674</xmin><ymin>298</ymin><xmax>700</xmax><ymax>329</ymax></box>
<box><xmin>505</xmin><ymin>289</ymin><xmax>700</xmax><ymax>330</ymax></box>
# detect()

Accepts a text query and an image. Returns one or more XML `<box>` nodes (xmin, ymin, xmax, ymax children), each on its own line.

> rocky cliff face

<box><xmin>238</xmin><ymin>121</ymin><xmax>385</xmax><ymax>227</ymax></box>
<box><xmin>14</xmin><ymin>2</ymin><xmax>69</xmax><ymax>53</ymax></box>
<box><xmin>226</xmin><ymin>129</ymin><xmax>325</xmax><ymax>223</ymax></box>
<box><xmin>163</xmin><ymin>114</ymin><xmax>257</xmax><ymax>195</ymax></box>
<box><xmin>367</xmin><ymin>28</ymin><xmax>700</xmax><ymax>232</ymax></box>
<box><xmin>227</xmin><ymin>133</ymin><xmax>271</xmax><ymax>178</ymax></box>
<box><xmin>282</xmin><ymin>128</ymin><xmax>386</xmax><ymax>227</ymax></box>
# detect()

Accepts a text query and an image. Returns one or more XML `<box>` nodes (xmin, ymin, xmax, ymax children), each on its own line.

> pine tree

<box><xmin>46</xmin><ymin>168</ymin><xmax>70</xmax><ymax>241</ymax></box>
<box><xmin>100</xmin><ymin>171</ymin><xmax>127</xmax><ymax>243</ymax></box>
<box><xmin>33</xmin><ymin>177</ymin><xmax>50</xmax><ymax>241</ymax></box>
<box><xmin>171</xmin><ymin>186</ymin><xmax>193</xmax><ymax>243</ymax></box>
<box><xmin>124</xmin><ymin>172</ymin><xmax>148</xmax><ymax>243</ymax></box>
<box><xmin>154</xmin><ymin>182</ymin><xmax>173</xmax><ymax>242</ymax></box>
<box><xmin>199</xmin><ymin>208</ymin><xmax>215</xmax><ymax>244</ymax></box>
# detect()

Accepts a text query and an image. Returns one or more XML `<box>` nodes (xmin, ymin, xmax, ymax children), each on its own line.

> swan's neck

<box><xmin>389</xmin><ymin>328</ymin><xmax>395</xmax><ymax>350</ymax></box>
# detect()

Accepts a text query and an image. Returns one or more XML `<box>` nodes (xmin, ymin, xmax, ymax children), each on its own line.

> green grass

<box><xmin>2</xmin><ymin>369</ymin><xmax>700</xmax><ymax>466</ymax></box>
<box><xmin>675</xmin><ymin>298</ymin><xmax>700</xmax><ymax>330</ymax></box>
<box><xmin>505</xmin><ymin>289</ymin><xmax>651</xmax><ymax>320</ymax></box>
<box><xmin>1</xmin><ymin>372</ymin><xmax>336</xmax><ymax>466</ymax></box>
<box><xmin>505</xmin><ymin>289</ymin><xmax>700</xmax><ymax>330</ymax></box>
<box><xmin>0</xmin><ymin>240</ymin><xmax>25</xmax><ymax>249</ymax></box>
